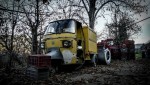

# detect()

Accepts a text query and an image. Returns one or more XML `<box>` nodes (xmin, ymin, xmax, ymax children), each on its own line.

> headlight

<box><xmin>62</xmin><ymin>40</ymin><xmax>72</xmax><ymax>48</ymax></box>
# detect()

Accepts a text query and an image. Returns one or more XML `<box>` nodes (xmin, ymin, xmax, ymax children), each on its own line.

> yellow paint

<box><xmin>43</xmin><ymin>20</ymin><xmax>97</xmax><ymax>65</ymax></box>
<box><xmin>71</xmin><ymin>57</ymin><xmax>77</xmax><ymax>64</ymax></box>
<box><xmin>44</xmin><ymin>34</ymin><xmax>77</xmax><ymax>53</ymax></box>
<box><xmin>82</xmin><ymin>26</ymin><xmax>97</xmax><ymax>60</ymax></box>
<box><xmin>84</xmin><ymin>55</ymin><xmax>91</xmax><ymax>60</ymax></box>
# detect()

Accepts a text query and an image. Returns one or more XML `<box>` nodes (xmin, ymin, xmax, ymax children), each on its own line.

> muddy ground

<box><xmin>0</xmin><ymin>58</ymin><xmax>150</xmax><ymax>85</ymax></box>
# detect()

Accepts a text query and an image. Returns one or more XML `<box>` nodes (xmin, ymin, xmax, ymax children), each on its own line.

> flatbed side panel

<box><xmin>88</xmin><ymin>28</ymin><xmax>97</xmax><ymax>54</ymax></box>
<box><xmin>82</xmin><ymin>26</ymin><xmax>97</xmax><ymax>54</ymax></box>
<box><xmin>82</xmin><ymin>26</ymin><xmax>89</xmax><ymax>54</ymax></box>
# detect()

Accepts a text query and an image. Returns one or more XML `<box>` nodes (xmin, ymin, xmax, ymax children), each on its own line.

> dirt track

<box><xmin>0</xmin><ymin>58</ymin><xmax>150</xmax><ymax>85</ymax></box>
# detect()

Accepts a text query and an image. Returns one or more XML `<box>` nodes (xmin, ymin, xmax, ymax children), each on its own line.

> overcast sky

<box><xmin>95</xmin><ymin>0</ymin><xmax>150</xmax><ymax>44</ymax></box>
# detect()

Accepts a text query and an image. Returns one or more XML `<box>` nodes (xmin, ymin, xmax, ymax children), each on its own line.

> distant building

<box><xmin>136</xmin><ymin>40</ymin><xmax>150</xmax><ymax>58</ymax></box>
<box><xmin>135</xmin><ymin>43</ymin><xmax>143</xmax><ymax>53</ymax></box>
<box><xmin>145</xmin><ymin>40</ymin><xmax>150</xmax><ymax>58</ymax></box>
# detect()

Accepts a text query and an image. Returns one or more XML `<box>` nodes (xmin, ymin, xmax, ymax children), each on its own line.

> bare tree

<box><xmin>19</xmin><ymin>0</ymin><xmax>41</xmax><ymax>54</ymax></box>
<box><xmin>19</xmin><ymin>0</ymin><xmax>55</xmax><ymax>54</ymax></box>
<box><xmin>48</xmin><ymin>0</ymin><xmax>87</xmax><ymax>24</ymax></box>
<box><xmin>81</xmin><ymin>0</ymin><xmax>148</xmax><ymax>29</ymax></box>
<box><xmin>105</xmin><ymin>12</ymin><xmax>141</xmax><ymax>43</ymax></box>
<box><xmin>0</xmin><ymin>0</ymin><xmax>21</xmax><ymax>72</ymax></box>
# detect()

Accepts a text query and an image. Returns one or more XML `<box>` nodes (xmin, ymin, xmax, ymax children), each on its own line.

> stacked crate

<box><xmin>26</xmin><ymin>55</ymin><xmax>51</xmax><ymax>80</ymax></box>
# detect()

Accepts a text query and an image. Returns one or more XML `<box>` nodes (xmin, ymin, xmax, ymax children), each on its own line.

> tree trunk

<box><xmin>89</xmin><ymin>16</ymin><xmax>95</xmax><ymax>29</ymax></box>
<box><xmin>31</xmin><ymin>0</ymin><xmax>39</xmax><ymax>54</ymax></box>
<box><xmin>32</xmin><ymin>29</ymin><xmax>38</xmax><ymax>54</ymax></box>
<box><xmin>5</xmin><ymin>51</ymin><xmax>12</xmax><ymax>73</ymax></box>
<box><xmin>89</xmin><ymin>0</ymin><xmax>96</xmax><ymax>29</ymax></box>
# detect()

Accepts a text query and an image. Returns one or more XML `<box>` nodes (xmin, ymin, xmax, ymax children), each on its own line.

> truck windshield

<box><xmin>44</xmin><ymin>20</ymin><xmax>76</xmax><ymax>34</ymax></box>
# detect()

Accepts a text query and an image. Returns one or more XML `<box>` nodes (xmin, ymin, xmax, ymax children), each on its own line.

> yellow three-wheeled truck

<box><xmin>27</xmin><ymin>19</ymin><xmax>111</xmax><ymax>78</ymax></box>
<box><xmin>41</xmin><ymin>19</ymin><xmax>111</xmax><ymax>69</ymax></box>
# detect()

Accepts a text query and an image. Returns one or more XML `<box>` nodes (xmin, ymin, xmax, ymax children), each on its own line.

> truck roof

<box><xmin>49</xmin><ymin>19</ymin><xmax>81</xmax><ymax>24</ymax></box>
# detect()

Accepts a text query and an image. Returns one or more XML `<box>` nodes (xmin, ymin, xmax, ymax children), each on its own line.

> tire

<box><xmin>129</xmin><ymin>52</ymin><xmax>135</xmax><ymax>60</ymax></box>
<box><xmin>120</xmin><ymin>48</ymin><xmax>128</xmax><ymax>61</ymax></box>
<box><xmin>97</xmin><ymin>48</ymin><xmax>111</xmax><ymax>65</ymax></box>
<box><xmin>121</xmin><ymin>55</ymin><xmax>127</xmax><ymax>61</ymax></box>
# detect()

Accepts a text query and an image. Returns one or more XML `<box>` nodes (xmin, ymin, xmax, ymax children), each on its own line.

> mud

<box><xmin>0</xmin><ymin>59</ymin><xmax>150</xmax><ymax>85</ymax></box>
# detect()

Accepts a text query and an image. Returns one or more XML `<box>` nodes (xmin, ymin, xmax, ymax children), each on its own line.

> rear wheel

<box><xmin>121</xmin><ymin>55</ymin><xmax>127</xmax><ymax>61</ymax></box>
<box><xmin>120</xmin><ymin>48</ymin><xmax>128</xmax><ymax>61</ymax></box>
<box><xmin>97</xmin><ymin>48</ymin><xmax>111</xmax><ymax>65</ymax></box>
<box><xmin>49</xmin><ymin>59</ymin><xmax>62</xmax><ymax>75</ymax></box>
<box><xmin>130</xmin><ymin>51</ymin><xmax>135</xmax><ymax>60</ymax></box>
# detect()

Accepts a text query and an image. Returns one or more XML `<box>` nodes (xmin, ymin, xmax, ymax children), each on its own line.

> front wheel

<box><xmin>97</xmin><ymin>48</ymin><xmax>111</xmax><ymax>65</ymax></box>
<box><xmin>49</xmin><ymin>65</ymin><xmax>60</xmax><ymax>76</ymax></box>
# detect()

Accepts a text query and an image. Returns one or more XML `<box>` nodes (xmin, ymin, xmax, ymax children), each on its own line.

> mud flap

<box><xmin>91</xmin><ymin>54</ymin><xmax>97</xmax><ymax>67</ymax></box>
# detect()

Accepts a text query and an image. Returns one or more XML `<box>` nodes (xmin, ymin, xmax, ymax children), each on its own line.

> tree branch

<box><xmin>95</xmin><ymin>0</ymin><xmax>118</xmax><ymax>18</ymax></box>
<box><xmin>81</xmin><ymin>0</ymin><xmax>89</xmax><ymax>16</ymax></box>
